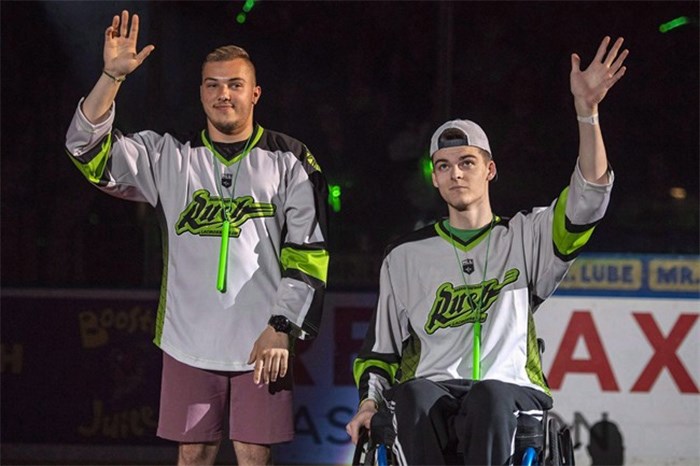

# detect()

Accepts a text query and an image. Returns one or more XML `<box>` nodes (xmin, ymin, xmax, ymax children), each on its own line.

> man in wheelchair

<box><xmin>346</xmin><ymin>36</ymin><xmax>629</xmax><ymax>465</ymax></box>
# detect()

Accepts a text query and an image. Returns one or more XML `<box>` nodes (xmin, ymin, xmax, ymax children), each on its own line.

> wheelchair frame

<box><xmin>352</xmin><ymin>413</ymin><xmax>575</xmax><ymax>466</ymax></box>
<box><xmin>351</xmin><ymin>339</ymin><xmax>576</xmax><ymax>466</ymax></box>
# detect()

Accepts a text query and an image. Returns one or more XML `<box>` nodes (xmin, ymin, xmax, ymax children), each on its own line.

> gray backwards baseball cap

<box><xmin>429</xmin><ymin>119</ymin><xmax>492</xmax><ymax>158</ymax></box>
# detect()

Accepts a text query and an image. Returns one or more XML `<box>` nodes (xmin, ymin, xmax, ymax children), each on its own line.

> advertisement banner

<box><xmin>1</xmin><ymin>254</ymin><xmax>698</xmax><ymax>464</ymax></box>
<box><xmin>1</xmin><ymin>290</ymin><xmax>166</xmax><ymax>446</ymax></box>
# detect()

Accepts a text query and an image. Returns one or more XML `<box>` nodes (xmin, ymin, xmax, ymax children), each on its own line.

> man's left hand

<box><xmin>570</xmin><ymin>36</ymin><xmax>629</xmax><ymax>112</ymax></box>
<box><xmin>248</xmin><ymin>325</ymin><xmax>290</xmax><ymax>384</ymax></box>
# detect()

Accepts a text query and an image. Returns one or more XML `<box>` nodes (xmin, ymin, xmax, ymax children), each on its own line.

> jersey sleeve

<box><xmin>64</xmin><ymin>99</ymin><xmax>160</xmax><ymax>206</ymax></box>
<box><xmin>353</xmin><ymin>256</ymin><xmax>407</xmax><ymax>404</ymax></box>
<box><xmin>271</xmin><ymin>145</ymin><xmax>329</xmax><ymax>340</ymax></box>
<box><xmin>527</xmin><ymin>159</ymin><xmax>614</xmax><ymax>306</ymax></box>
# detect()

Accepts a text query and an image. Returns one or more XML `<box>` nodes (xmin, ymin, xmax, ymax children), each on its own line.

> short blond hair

<box><xmin>202</xmin><ymin>45</ymin><xmax>256</xmax><ymax>78</ymax></box>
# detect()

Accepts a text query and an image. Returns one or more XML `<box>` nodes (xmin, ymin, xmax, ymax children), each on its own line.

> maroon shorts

<box><xmin>156</xmin><ymin>352</ymin><xmax>294</xmax><ymax>444</ymax></box>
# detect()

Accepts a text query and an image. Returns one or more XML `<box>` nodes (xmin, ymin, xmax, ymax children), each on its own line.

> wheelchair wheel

<box><xmin>521</xmin><ymin>446</ymin><xmax>538</xmax><ymax>466</ymax></box>
<box><xmin>352</xmin><ymin>429</ymin><xmax>373</xmax><ymax>466</ymax></box>
<box><xmin>547</xmin><ymin>418</ymin><xmax>561</xmax><ymax>466</ymax></box>
<box><xmin>376</xmin><ymin>444</ymin><xmax>390</xmax><ymax>466</ymax></box>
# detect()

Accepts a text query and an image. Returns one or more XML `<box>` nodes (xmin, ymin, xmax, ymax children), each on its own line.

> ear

<box><xmin>252</xmin><ymin>85</ymin><xmax>262</xmax><ymax>105</ymax></box>
<box><xmin>431</xmin><ymin>171</ymin><xmax>438</xmax><ymax>188</ymax></box>
<box><xmin>487</xmin><ymin>161</ymin><xmax>497</xmax><ymax>181</ymax></box>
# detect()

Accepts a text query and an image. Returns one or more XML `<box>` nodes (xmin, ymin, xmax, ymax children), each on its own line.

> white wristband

<box><xmin>577</xmin><ymin>114</ymin><xmax>599</xmax><ymax>125</ymax></box>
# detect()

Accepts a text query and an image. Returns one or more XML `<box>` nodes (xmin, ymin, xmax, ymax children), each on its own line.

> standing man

<box><xmin>65</xmin><ymin>11</ymin><xmax>329</xmax><ymax>465</ymax></box>
<box><xmin>346</xmin><ymin>36</ymin><xmax>628</xmax><ymax>465</ymax></box>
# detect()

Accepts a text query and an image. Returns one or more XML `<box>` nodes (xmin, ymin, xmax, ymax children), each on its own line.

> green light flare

<box><xmin>243</xmin><ymin>0</ymin><xmax>256</xmax><ymax>13</ymax></box>
<box><xmin>659</xmin><ymin>16</ymin><xmax>690</xmax><ymax>33</ymax></box>
<box><xmin>420</xmin><ymin>155</ymin><xmax>433</xmax><ymax>184</ymax></box>
<box><xmin>328</xmin><ymin>184</ymin><xmax>342</xmax><ymax>213</ymax></box>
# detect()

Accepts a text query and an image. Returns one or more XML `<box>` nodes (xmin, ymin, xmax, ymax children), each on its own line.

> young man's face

<box><xmin>431</xmin><ymin>146</ymin><xmax>496</xmax><ymax>212</ymax></box>
<box><xmin>200</xmin><ymin>58</ymin><xmax>261</xmax><ymax>141</ymax></box>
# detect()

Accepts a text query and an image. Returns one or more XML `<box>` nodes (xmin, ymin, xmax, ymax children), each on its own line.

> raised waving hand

<box><xmin>103</xmin><ymin>10</ymin><xmax>155</xmax><ymax>78</ymax></box>
<box><xmin>570</xmin><ymin>36</ymin><xmax>629</xmax><ymax>110</ymax></box>
<box><xmin>82</xmin><ymin>10</ymin><xmax>155</xmax><ymax>123</ymax></box>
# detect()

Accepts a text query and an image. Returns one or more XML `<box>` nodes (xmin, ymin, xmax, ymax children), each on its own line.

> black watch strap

<box><xmin>267</xmin><ymin>315</ymin><xmax>300</xmax><ymax>338</ymax></box>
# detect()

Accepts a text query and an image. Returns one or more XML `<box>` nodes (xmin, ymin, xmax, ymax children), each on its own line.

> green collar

<box><xmin>200</xmin><ymin>124</ymin><xmax>264</xmax><ymax>166</ymax></box>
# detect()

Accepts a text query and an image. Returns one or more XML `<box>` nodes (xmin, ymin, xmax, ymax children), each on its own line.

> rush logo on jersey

<box><xmin>176</xmin><ymin>189</ymin><xmax>276</xmax><ymax>237</ymax></box>
<box><xmin>425</xmin><ymin>269</ymin><xmax>520</xmax><ymax>334</ymax></box>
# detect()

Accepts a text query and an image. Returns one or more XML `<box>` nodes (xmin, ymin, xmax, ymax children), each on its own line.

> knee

<box><xmin>233</xmin><ymin>441</ymin><xmax>271</xmax><ymax>466</ymax></box>
<box><xmin>463</xmin><ymin>380</ymin><xmax>514</xmax><ymax>421</ymax></box>
<box><xmin>468</xmin><ymin>379</ymin><xmax>509</xmax><ymax>405</ymax></box>
<box><xmin>392</xmin><ymin>378</ymin><xmax>434</xmax><ymax>408</ymax></box>
<box><xmin>390</xmin><ymin>378</ymin><xmax>447</xmax><ymax>423</ymax></box>
<box><xmin>179</xmin><ymin>442</ymin><xmax>219</xmax><ymax>466</ymax></box>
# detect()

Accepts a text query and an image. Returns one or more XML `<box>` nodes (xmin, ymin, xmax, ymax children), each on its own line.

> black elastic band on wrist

<box><xmin>102</xmin><ymin>69</ymin><xmax>126</xmax><ymax>83</ymax></box>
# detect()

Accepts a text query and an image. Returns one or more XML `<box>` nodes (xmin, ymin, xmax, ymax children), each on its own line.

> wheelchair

<box><xmin>352</xmin><ymin>340</ymin><xmax>575</xmax><ymax>466</ymax></box>
<box><xmin>352</xmin><ymin>404</ymin><xmax>574</xmax><ymax>466</ymax></box>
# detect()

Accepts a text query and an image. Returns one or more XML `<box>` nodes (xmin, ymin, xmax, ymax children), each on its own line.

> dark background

<box><xmin>2</xmin><ymin>0</ymin><xmax>698</xmax><ymax>291</ymax></box>
<box><xmin>0</xmin><ymin>2</ymin><xmax>697</xmax><ymax>464</ymax></box>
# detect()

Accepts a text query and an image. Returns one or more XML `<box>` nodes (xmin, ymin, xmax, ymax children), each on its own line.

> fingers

<box><xmin>119</xmin><ymin>10</ymin><xmax>129</xmax><ymax>38</ymax></box>
<box><xmin>130</xmin><ymin>12</ymin><xmax>140</xmax><ymax>39</ymax></box>
<box><xmin>278</xmin><ymin>350</ymin><xmax>289</xmax><ymax>378</ymax></box>
<box><xmin>609</xmin><ymin>48</ymin><xmax>630</xmax><ymax>75</ymax></box>
<box><xmin>570</xmin><ymin>53</ymin><xmax>581</xmax><ymax>73</ymax></box>
<box><xmin>109</xmin><ymin>10</ymin><xmax>142</xmax><ymax>41</ymax></box>
<box><xmin>607</xmin><ymin>65</ymin><xmax>627</xmax><ymax>88</ymax></box>
<box><xmin>603</xmin><ymin>37</ymin><xmax>628</xmax><ymax>89</ymax></box>
<box><xmin>345</xmin><ymin>410</ymin><xmax>374</xmax><ymax>445</ymax></box>
<box><xmin>346</xmin><ymin>420</ymin><xmax>359</xmax><ymax>445</ymax></box>
<box><xmin>251</xmin><ymin>349</ymin><xmax>289</xmax><ymax>385</ymax></box>
<box><xmin>253</xmin><ymin>357</ymin><xmax>265</xmax><ymax>385</ymax></box>
<box><xmin>593</xmin><ymin>36</ymin><xmax>611</xmax><ymax>64</ymax></box>
<box><xmin>135</xmin><ymin>45</ymin><xmax>156</xmax><ymax>65</ymax></box>
<box><xmin>345</xmin><ymin>416</ymin><xmax>363</xmax><ymax>445</ymax></box>
<box><xmin>105</xmin><ymin>14</ymin><xmax>119</xmax><ymax>41</ymax></box>
<box><xmin>604</xmin><ymin>37</ymin><xmax>625</xmax><ymax>67</ymax></box>
<box><xmin>264</xmin><ymin>351</ymin><xmax>280</xmax><ymax>383</ymax></box>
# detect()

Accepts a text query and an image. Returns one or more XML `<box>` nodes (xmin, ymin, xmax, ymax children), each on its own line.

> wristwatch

<box><xmin>268</xmin><ymin>315</ymin><xmax>294</xmax><ymax>334</ymax></box>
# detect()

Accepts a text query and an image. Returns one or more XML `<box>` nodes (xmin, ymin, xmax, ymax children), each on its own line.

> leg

<box><xmin>156</xmin><ymin>353</ymin><xmax>229</xmax><ymax>462</ymax></box>
<box><xmin>228</xmin><ymin>370</ymin><xmax>294</xmax><ymax>464</ymax></box>
<box><xmin>455</xmin><ymin>380</ymin><xmax>552</xmax><ymax>466</ymax></box>
<box><xmin>178</xmin><ymin>442</ymin><xmax>220</xmax><ymax>466</ymax></box>
<box><xmin>233</xmin><ymin>441</ymin><xmax>272</xmax><ymax>466</ymax></box>
<box><xmin>385</xmin><ymin>378</ymin><xmax>462</xmax><ymax>465</ymax></box>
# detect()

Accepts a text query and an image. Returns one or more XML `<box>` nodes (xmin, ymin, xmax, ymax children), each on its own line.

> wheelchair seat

<box><xmin>352</xmin><ymin>339</ymin><xmax>575</xmax><ymax>466</ymax></box>
<box><xmin>353</xmin><ymin>407</ymin><xmax>552</xmax><ymax>466</ymax></box>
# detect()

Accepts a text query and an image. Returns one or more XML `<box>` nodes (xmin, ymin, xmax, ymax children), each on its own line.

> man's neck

<box><xmin>208</xmin><ymin>123</ymin><xmax>254</xmax><ymax>143</ymax></box>
<box><xmin>448</xmin><ymin>205</ymin><xmax>493</xmax><ymax>230</ymax></box>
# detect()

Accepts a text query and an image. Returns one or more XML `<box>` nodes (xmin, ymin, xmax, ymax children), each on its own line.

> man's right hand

<box><xmin>103</xmin><ymin>10</ymin><xmax>155</xmax><ymax>79</ymax></box>
<box><xmin>82</xmin><ymin>10</ymin><xmax>155</xmax><ymax>123</ymax></box>
<box><xmin>345</xmin><ymin>399</ymin><xmax>378</xmax><ymax>445</ymax></box>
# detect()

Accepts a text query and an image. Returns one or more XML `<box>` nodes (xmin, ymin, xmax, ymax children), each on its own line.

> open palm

<box><xmin>103</xmin><ymin>10</ymin><xmax>154</xmax><ymax>76</ymax></box>
<box><xmin>570</xmin><ymin>36</ymin><xmax>629</xmax><ymax>109</ymax></box>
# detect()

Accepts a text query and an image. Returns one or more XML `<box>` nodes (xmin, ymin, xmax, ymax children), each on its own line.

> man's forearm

<box><xmin>81</xmin><ymin>71</ymin><xmax>124</xmax><ymax>124</ymax></box>
<box><xmin>575</xmin><ymin>101</ymin><xmax>609</xmax><ymax>184</ymax></box>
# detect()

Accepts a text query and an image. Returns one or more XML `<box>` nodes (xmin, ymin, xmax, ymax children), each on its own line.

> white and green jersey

<box><xmin>66</xmin><ymin>100</ymin><xmax>329</xmax><ymax>371</ymax></box>
<box><xmin>354</xmin><ymin>163</ymin><xmax>613</xmax><ymax>401</ymax></box>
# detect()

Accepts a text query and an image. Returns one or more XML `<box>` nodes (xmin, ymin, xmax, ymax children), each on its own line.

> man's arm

<box><xmin>82</xmin><ymin>10</ymin><xmax>154</xmax><ymax>123</ymax></box>
<box><xmin>248</xmin><ymin>146</ymin><xmax>329</xmax><ymax>385</ymax></box>
<box><xmin>345</xmin><ymin>259</ymin><xmax>405</xmax><ymax>444</ymax></box>
<box><xmin>346</xmin><ymin>399</ymin><xmax>379</xmax><ymax>445</ymax></box>
<box><xmin>570</xmin><ymin>36</ymin><xmax>628</xmax><ymax>184</ymax></box>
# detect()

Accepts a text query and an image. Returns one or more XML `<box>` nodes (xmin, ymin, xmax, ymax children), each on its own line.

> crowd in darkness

<box><xmin>1</xmin><ymin>1</ymin><xmax>698</xmax><ymax>289</ymax></box>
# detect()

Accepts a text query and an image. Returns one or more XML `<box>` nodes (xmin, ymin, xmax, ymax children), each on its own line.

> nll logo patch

<box><xmin>221</xmin><ymin>173</ymin><xmax>233</xmax><ymax>188</ymax></box>
<box><xmin>462</xmin><ymin>258</ymin><xmax>474</xmax><ymax>274</ymax></box>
